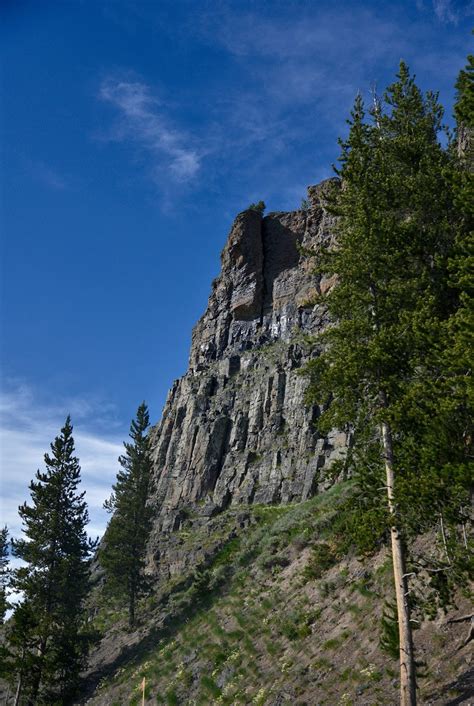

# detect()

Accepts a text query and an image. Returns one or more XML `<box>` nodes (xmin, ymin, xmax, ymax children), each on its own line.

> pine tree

<box><xmin>454</xmin><ymin>52</ymin><xmax>474</xmax><ymax>160</ymax></box>
<box><xmin>0</xmin><ymin>526</ymin><xmax>9</xmax><ymax>624</ymax></box>
<box><xmin>100</xmin><ymin>402</ymin><xmax>153</xmax><ymax>628</ymax></box>
<box><xmin>303</xmin><ymin>63</ymin><xmax>459</xmax><ymax>706</ymax></box>
<box><xmin>247</xmin><ymin>200</ymin><xmax>266</xmax><ymax>214</ymax></box>
<box><xmin>7</xmin><ymin>417</ymin><xmax>96</xmax><ymax>705</ymax></box>
<box><xmin>0</xmin><ymin>526</ymin><xmax>11</xmax><ymax>682</ymax></box>
<box><xmin>450</xmin><ymin>51</ymin><xmax>473</xmax><ymax>395</ymax></box>
<box><xmin>434</xmin><ymin>51</ymin><xmax>474</xmax><ymax>568</ymax></box>
<box><xmin>394</xmin><ymin>53</ymin><xmax>473</xmax><ymax>589</ymax></box>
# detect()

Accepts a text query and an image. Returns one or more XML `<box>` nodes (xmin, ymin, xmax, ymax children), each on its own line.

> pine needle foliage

<box><xmin>0</xmin><ymin>526</ymin><xmax>11</xmax><ymax>681</ymax></box>
<box><xmin>380</xmin><ymin>601</ymin><xmax>400</xmax><ymax>660</ymax></box>
<box><xmin>7</xmin><ymin>417</ymin><xmax>96</xmax><ymax>705</ymax></box>
<box><xmin>302</xmin><ymin>60</ymin><xmax>473</xmax><ymax>705</ymax></box>
<box><xmin>304</xmin><ymin>62</ymin><xmax>471</xmax><ymax>550</ymax></box>
<box><xmin>100</xmin><ymin>402</ymin><xmax>154</xmax><ymax>628</ymax></box>
<box><xmin>247</xmin><ymin>200</ymin><xmax>266</xmax><ymax>214</ymax></box>
<box><xmin>0</xmin><ymin>526</ymin><xmax>9</xmax><ymax>624</ymax></box>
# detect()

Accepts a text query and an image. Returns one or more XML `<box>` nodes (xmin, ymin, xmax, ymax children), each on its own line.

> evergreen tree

<box><xmin>303</xmin><ymin>63</ymin><xmax>460</xmax><ymax>706</ymax></box>
<box><xmin>450</xmin><ymin>51</ymin><xmax>473</xmax><ymax>396</ymax></box>
<box><xmin>454</xmin><ymin>52</ymin><xmax>474</xmax><ymax>159</ymax></box>
<box><xmin>7</xmin><ymin>417</ymin><xmax>96</xmax><ymax>705</ymax></box>
<box><xmin>392</xmin><ymin>53</ymin><xmax>473</xmax><ymax>590</ymax></box>
<box><xmin>247</xmin><ymin>200</ymin><xmax>266</xmax><ymax>214</ymax></box>
<box><xmin>0</xmin><ymin>526</ymin><xmax>10</xmax><ymax>624</ymax></box>
<box><xmin>0</xmin><ymin>526</ymin><xmax>11</xmax><ymax>681</ymax></box>
<box><xmin>432</xmin><ymin>51</ymin><xmax>474</xmax><ymax>570</ymax></box>
<box><xmin>100</xmin><ymin>402</ymin><xmax>153</xmax><ymax>628</ymax></box>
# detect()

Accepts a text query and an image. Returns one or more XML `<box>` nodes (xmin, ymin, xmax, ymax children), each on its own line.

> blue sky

<box><xmin>1</xmin><ymin>0</ymin><xmax>472</xmax><ymax>541</ymax></box>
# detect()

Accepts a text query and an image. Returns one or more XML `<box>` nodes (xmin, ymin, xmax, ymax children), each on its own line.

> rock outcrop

<box><xmin>74</xmin><ymin>179</ymin><xmax>473</xmax><ymax>706</ymax></box>
<box><xmin>147</xmin><ymin>179</ymin><xmax>350</xmax><ymax>571</ymax></box>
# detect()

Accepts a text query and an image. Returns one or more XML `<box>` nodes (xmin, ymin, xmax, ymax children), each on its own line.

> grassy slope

<box><xmin>85</xmin><ymin>482</ymin><xmax>473</xmax><ymax>706</ymax></box>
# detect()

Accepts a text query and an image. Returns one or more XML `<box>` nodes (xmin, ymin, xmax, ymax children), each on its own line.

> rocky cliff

<box><xmin>76</xmin><ymin>179</ymin><xmax>473</xmax><ymax>706</ymax></box>
<box><xmin>146</xmin><ymin>180</ymin><xmax>349</xmax><ymax>569</ymax></box>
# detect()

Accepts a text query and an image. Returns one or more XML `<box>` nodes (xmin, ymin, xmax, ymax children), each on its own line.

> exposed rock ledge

<box><xmin>146</xmin><ymin>179</ymin><xmax>349</xmax><ymax>575</ymax></box>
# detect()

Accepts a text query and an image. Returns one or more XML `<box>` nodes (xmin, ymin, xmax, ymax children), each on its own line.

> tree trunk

<box><xmin>439</xmin><ymin>513</ymin><xmax>451</xmax><ymax>564</ymax></box>
<box><xmin>381</xmin><ymin>418</ymin><xmax>417</xmax><ymax>706</ymax></box>
<box><xmin>28</xmin><ymin>635</ymin><xmax>48</xmax><ymax>706</ymax></box>
<box><xmin>129</xmin><ymin>581</ymin><xmax>135</xmax><ymax>629</ymax></box>
<box><xmin>29</xmin><ymin>670</ymin><xmax>40</xmax><ymax>704</ymax></box>
<box><xmin>13</xmin><ymin>676</ymin><xmax>22</xmax><ymax>706</ymax></box>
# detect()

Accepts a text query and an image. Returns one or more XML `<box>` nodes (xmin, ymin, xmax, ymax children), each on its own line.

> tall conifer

<box><xmin>8</xmin><ymin>417</ymin><xmax>96</xmax><ymax>705</ymax></box>
<box><xmin>0</xmin><ymin>526</ymin><xmax>11</xmax><ymax>682</ymax></box>
<box><xmin>100</xmin><ymin>402</ymin><xmax>153</xmax><ymax>628</ymax></box>
<box><xmin>304</xmin><ymin>63</ymin><xmax>459</xmax><ymax>706</ymax></box>
<box><xmin>450</xmin><ymin>52</ymin><xmax>473</xmax><ymax>395</ymax></box>
<box><xmin>0</xmin><ymin>526</ymin><xmax>9</xmax><ymax>624</ymax></box>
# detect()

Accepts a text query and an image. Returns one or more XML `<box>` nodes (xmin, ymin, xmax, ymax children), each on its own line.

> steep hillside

<box><xmin>83</xmin><ymin>483</ymin><xmax>472</xmax><ymax>705</ymax></box>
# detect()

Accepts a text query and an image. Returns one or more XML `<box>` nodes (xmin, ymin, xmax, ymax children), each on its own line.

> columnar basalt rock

<box><xmin>147</xmin><ymin>179</ymin><xmax>349</xmax><ymax>572</ymax></box>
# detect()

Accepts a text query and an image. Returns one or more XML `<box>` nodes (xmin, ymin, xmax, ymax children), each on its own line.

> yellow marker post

<box><xmin>141</xmin><ymin>676</ymin><xmax>146</xmax><ymax>706</ymax></box>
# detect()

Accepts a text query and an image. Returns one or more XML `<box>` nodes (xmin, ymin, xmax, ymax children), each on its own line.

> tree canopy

<box><xmin>7</xmin><ymin>417</ymin><xmax>96</xmax><ymax>705</ymax></box>
<box><xmin>100</xmin><ymin>402</ymin><xmax>154</xmax><ymax>628</ymax></box>
<box><xmin>303</xmin><ymin>61</ymin><xmax>473</xmax><ymax>705</ymax></box>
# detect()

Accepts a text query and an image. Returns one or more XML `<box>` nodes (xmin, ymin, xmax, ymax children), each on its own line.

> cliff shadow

<box><xmin>262</xmin><ymin>215</ymin><xmax>302</xmax><ymax>310</ymax></box>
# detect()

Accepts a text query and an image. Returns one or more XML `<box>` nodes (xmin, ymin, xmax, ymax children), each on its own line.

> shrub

<box><xmin>201</xmin><ymin>675</ymin><xmax>222</xmax><ymax>698</ymax></box>
<box><xmin>247</xmin><ymin>200</ymin><xmax>266</xmax><ymax>214</ymax></box>
<box><xmin>301</xmin><ymin>542</ymin><xmax>337</xmax><ymax>581</ymax></box>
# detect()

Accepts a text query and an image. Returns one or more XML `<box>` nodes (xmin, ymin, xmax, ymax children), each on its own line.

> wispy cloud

<box><xmin>94</xmin><ymin>4</ymin><xmax>471</xmax><ymax>211</ymax></box>
<box><xmin>0</xmin><ymin>383</ymin><xmax>123</xmax><ymax>542</ymax></box>
<box><xmin>28</xmin><ymin>159</ymin><xmax>68</xmax><ymax>190</ymax></box>
<box><xmin>99</xmin><ymin>77</ymin><xmax>201</xmax><ymax>182</ymax></box>
<box><xmin>432</xmin><ymin>0</ymin><xmax>456</xmax><ymax>23</ymax></box>
<box><xmin>209</xmin><ymin>8</ymin><xmax>399</xmax><ymax>64</ymax></box>
<box><xmin>429</xmin><ymin>0</ymin><xmax>474</xmax><ymax>23</ymax></box>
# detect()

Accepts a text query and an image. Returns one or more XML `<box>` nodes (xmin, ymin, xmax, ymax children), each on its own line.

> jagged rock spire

<box><xmin>148</xmin><ymin>180</ymin><xmax>348</xmax><ymax>544</ymax></box>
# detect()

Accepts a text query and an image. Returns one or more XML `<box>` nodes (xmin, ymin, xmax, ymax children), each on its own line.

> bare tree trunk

<box><xmin>13</xmin><ymin>675</ymin><xmax>22</xmax><ymax>706</ymax></box>
<box><xmin>439</xmin><ymin>513</ymin><xmax>451</xmax><ymax>564</ymax></box>
<box><xmin>129</xmin><ymin>575</ymin><xmax>136</xmax><ymax>629</ymax></box>
<box><xmin>13</xmin><ymin>646</ymin><xmax>26</xmax><ymax>706</ymax></box>
<box><xmin>381</xmin><ymin>417</ymin><xmax>417</xmax><ymax>706</ymax></box>
<box><xmin>28</xmin><ymin>637</ymin><xmax>47</xmax><ymax>706</ymax></box>
<box><xmin>462</xmin><ymin>523</ymin><xmax>468</xmax><ymax>550</ymax></box>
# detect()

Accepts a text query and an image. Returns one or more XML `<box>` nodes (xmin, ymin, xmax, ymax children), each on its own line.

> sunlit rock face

<box><xmin>147</xmin><ymin>179</ymin><xmax>349</xmax><ymax>558</ymax></box>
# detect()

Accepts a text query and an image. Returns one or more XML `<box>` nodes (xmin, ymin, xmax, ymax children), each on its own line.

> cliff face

<box><xmin>147</xmin><ymin>179</ymin><xmax>349</xmax><ymax>564</ymax></box>
<box><xmin>77</xmin><ymin>180</ymin><xmax>473</xmax><ymax>706</ymax></box>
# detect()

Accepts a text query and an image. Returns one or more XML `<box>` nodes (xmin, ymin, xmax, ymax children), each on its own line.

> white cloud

<box><xmin>93</xmin><ymin>5</ymin><xmax>471</xmax><ymax>210</ymax></box>
<box><xmin>433</xmin><ymin>0</ymin><xmax>458</xmax><ymax>22</ymax></box>
<box><xmin>210</xmin><ymin>8</ymin><xmax>399</xmax><ymax>63</ymax></box>
<box><xmin>27</xmin><ymin>159</ymin><xmax>68</xmax><ymax>190</ymax></box>
<box><xmin>431</xmin><ymin>0</ymin><xmax>474</xmax><ymax>23</ymax></box>
<box><xmin>99</xmin><ymin>77</ymin><xmax>201</xmax><ymax>182</ymax></box>
<box><xmin>0</xmin><ymin>383</ymin><xmax>123</xmax><ymax>543</ymax></box>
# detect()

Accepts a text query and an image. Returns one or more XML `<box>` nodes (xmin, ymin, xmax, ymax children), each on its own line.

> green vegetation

<box><xmin>0</xmin><ymin>526</ymin><xmax>9</xmax><ymax>625</ymax></box>
<box><xmin>247</xmin><ymin>200</ymin><xmax>266</xmax><ymax>214</ymax></box>
<box><xmin>100</xmin><ymin>402</ymin><xmax>154</xmax><ymax>628</ymax></box>
<box><xmin>301</xmin><ymin>542</ymin><xmax>337</xmax><ymax>582</ymax></box>
<box><xmin>0</xmin><ymin>526</ymin><xmax>11</xmax><ymax>680</ymax></box>
<box><xmin>302</xmin><ymin>59</ymin><xmax>473</xmax><ymax>705</ymax></box>
<box><xmin>88</xmin><ymin>469</ymin><xmax>470</xmax><ymax>703</ymax></box>
<box><xmin>6</xmin><ymin>417</ymin><xmax>96</xmax><ymax>704</ymax></box>
<box><xmin>94</xmin><ymin>484</ymin><xmax>373</xmax><ymax>704</ymax></box>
